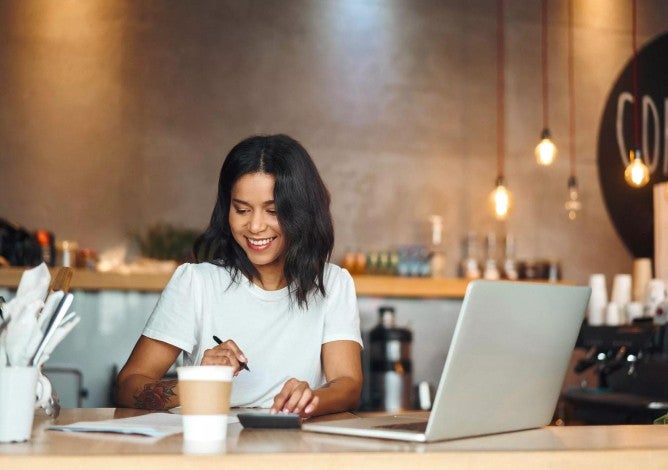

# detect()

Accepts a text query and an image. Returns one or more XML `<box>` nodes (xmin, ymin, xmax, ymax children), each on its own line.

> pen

<box><xmin>213</xmin><ymin>335</ymin><xmax>250</xmax><ymax>372</ymax></box>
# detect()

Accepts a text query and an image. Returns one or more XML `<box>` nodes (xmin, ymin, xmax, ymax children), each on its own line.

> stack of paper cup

<box><xmin>632</xmin><ymin>258</ymin><xmax>653</xmax><ymax>302</ymax></box>
<box><xmin>587</xmin><ymin>274</ymin><xmax>607</xmax><ymax>326</ymax></box>
<box><xmin>611</xmin><ymin>274</ymin><xmax>632</xmax><ymax>309</ymax></box>
<box><xmin>605</xmin><ymin>302</ymin><xmax>623</xmax><ymax>326</ymax></box>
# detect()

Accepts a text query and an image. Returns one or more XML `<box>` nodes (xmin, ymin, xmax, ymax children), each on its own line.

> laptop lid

<box><xmin>303</xmin><ymin>280</ymin><xmax>590</xmax><ymax>442</ymax></box>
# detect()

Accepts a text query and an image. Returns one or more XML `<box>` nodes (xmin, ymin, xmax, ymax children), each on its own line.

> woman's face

<box><xmin>229</xmin><ymin>172</ymin><xmax>286</xmax><ymax>272</ymax></box>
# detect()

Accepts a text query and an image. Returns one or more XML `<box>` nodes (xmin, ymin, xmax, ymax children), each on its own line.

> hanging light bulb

<box><xmin>535</xmin><ymin>128</ymin><xmax>557</xmax><ymax>166</ymax></box>
<box><xmin>490</xmin><ymin>176</ymin><xmax>511</xmax><ymax>221</ymax></box>
<box><xmin>564</xmin><ymin>175</ymin><xmax>582</xmax><ymax>220</ymax></box>
<box><xmin>536</xmin><ymin>2</ymin><xmax>556</xmax><ymax>167</ymax></box>
<box><xmin>624</xmin><ymin>148</ymin><xmax>650</xmax><ymax>187</ymax></box>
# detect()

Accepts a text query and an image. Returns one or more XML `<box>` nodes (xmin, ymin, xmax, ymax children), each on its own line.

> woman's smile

<box><xmin>246</xmin><ymin>236</ymin><xmax>277</xmax><ymax>250</ymax></box>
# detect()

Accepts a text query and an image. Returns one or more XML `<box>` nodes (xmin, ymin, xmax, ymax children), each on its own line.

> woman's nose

<box><xmin>248</xmin><ymin>212</ymin><xmax>267</xmax><ymax>233</ymax></box>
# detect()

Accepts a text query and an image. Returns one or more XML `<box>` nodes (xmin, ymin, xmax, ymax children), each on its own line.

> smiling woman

<box><xmin>115</xmin><ymin>134</ymin><xmax>363</xmax><ymax>419</ymax></box>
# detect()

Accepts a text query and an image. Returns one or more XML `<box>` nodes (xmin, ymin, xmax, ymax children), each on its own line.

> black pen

<box><xmin>213</xmin><ymin>335</ymin><xmax>250</xmax><ymax>372</ymax></box>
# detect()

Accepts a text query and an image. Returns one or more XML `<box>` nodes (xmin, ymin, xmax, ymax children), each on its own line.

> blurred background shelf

<box><xmin>0</xmin><ymin>267</ymin><xmax>172</xmax><ymax>292</ymax></box>
<box><xmin>0</xmin><ymin>267</ymin><xmax>472</xmax><ymax>297</ymax></box>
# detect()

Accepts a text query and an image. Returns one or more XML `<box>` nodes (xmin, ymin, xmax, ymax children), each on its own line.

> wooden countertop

<box><xmin>0</xmin><ymin>267</ymin><xmax>471</xmax><ymax>298</ymax></box>
<box><xmin>2</xmin><ymin>408</ymin><xmax>668</xmax><ymax>469</ymax></box>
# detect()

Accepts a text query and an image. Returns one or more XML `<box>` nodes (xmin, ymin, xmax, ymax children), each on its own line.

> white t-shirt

<box><xmin>143</xmin><ymin>262</ymin><xmax>362</xmax><ymax>408</ymax></box>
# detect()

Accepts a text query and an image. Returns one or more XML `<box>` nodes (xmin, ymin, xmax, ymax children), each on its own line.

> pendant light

<box><xmin>535</xmin><ymin>0</ymin><xmax>557</xmax><ymax>166</ymax></box>
<box><xmin>490</xmin><ymin>0</ymin><xmax>511</xmax><ymax>220</ymax></box>
<box><xmin>564</xmin><ymin>0</ymin><xmax>581</xmax><ymax>220</ymax></box>
<box><xmin>624</xmin><ymin>0</ymin><xmax>650</xmax><ymax>188</ymax></box>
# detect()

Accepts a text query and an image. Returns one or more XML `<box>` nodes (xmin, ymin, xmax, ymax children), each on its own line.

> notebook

<box><xmin>303</xmin><ymin>280</ymin><xmax>591</xmax><ymax>442</ymax></box>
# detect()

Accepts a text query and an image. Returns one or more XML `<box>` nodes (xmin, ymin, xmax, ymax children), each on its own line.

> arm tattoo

<box><xmin>133</xmin><ymin>379</ymin><xmax>177</xmax><ymax>410</ymax></box>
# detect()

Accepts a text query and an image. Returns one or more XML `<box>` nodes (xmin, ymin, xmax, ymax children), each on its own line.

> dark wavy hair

<box><xmin>194</xmin><ymin>134</ymin><xmax>334</xmax><ymax>308</ymax></box>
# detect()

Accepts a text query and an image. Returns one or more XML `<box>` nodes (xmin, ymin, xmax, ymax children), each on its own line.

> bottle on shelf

<box><xmin>483</xmin><ymin>232</ymin><xmax>500</xmax><ymax>280</ymax></box>
<box><xmin>35</xmin><ymin>229</ymin><xmax>55</xmax><ymax>267</ymax></box>
<box><xmin>428</xmin><ymin>215</ymin><xmax>446</xmax><ymax>278</ymax></box>
<box><xmin>459</xmin><ymin>232</ymin><xmax>481</xmax><ymax>280</ymax></box>
<box><xmin>502</xmin><ymin>233</ymin><xmax>519</xmax><ymax>280</ymax></box>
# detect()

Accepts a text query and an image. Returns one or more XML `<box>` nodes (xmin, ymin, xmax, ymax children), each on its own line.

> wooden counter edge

<box><xmin>6</xmin><ymin>449</ymin><xmax>668</xmax><ymax>470</ymax></box>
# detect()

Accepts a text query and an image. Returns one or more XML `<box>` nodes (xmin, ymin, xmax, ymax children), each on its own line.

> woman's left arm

<box><xmin>271</xmin><ymin>340</ymin><xmax>362</xmax><ymax>417</ymax></box>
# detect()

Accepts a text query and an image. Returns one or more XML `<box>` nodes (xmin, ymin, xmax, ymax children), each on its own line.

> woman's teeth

<box><xmin>248</xmin><ymin>237</ymin><xmax>273</xmax><ymax>246</ymax></box>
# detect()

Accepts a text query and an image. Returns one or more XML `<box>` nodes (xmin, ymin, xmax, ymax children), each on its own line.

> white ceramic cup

<box><xmin>0</xmin><ymin>366</ymin><xmax>39</xmax><ymax>443</ymax></box>
<box><xmin>626</xmin><ymin>301</ymin><xmax>644</xmax><ymax>323</ymax></box>
<box><xmin>644</xmin><ymin>278</ymin><xmax>666</xmax><ymax>316</ymax></box>
<box><xmin>177</xmin><ymin>365</ymin><xmax>234</xmax><ymax>441</ymax></box>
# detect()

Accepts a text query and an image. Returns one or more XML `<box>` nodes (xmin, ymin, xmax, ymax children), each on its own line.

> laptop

<box><xmin>303</xmin><ymin>280</ymin><xmax>591</xmax><ymax>442</ymax></box>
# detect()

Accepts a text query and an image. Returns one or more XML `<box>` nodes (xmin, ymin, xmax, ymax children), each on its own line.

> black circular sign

<box><xmin>597</xmin><ymin>32</ymin><xmax>668</xmax><ymax>259</ymax></box>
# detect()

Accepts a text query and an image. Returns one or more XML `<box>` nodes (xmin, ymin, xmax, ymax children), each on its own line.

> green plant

<box><xmin>133</xmin><ymin>222</ymin><xmax>200</xmax><ymax>262</ymax></box>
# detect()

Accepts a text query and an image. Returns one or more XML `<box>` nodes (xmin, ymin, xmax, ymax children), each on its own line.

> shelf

<box><xmin>352</xmin><ymin>275</ymin><xmax>469</xmax><ymax>298</ymax></box>
<box><xmin>0</xmin><ymin>267</ymin><xmax>470</xmax><ymax>298</ymax></box>
<box><xmin>0</xmin><ymin>267</ymin><xmax>172</xmax><ymax>292</ymax></box>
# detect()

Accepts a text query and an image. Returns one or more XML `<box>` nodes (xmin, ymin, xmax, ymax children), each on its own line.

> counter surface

<box><xmin>1</xmin><ymin>408</ymin><xmax>668</xmax><ymax>469</ymax></box>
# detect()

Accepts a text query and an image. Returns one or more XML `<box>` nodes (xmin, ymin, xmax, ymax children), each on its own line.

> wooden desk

<box><xmin>1</xmin><ymin>408</ymin><xmax>668</xmax><ymax>469</ymax></box>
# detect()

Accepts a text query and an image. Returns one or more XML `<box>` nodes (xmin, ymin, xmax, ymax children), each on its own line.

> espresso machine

<box><xmin>563</xmin><ymin>319</ymin><xmax>668</xmax><ymax>424</ymax></box>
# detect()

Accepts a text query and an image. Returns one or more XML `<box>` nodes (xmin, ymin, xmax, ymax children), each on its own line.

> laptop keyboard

<box><xmin>373</xmin><ymin>421</ymin><xmax>427</xmax><ymax>433</ymax></box>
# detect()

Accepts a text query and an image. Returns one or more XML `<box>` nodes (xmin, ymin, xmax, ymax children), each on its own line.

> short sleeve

<box><xmin>322</xmin><ymin>266</ymin><xmax>363</xmax><ymax>347</ymax></box>
<box><xmin>143</xmin><ymin>263</ymin><xmax>201</xmax><ymax>353</ymax></box>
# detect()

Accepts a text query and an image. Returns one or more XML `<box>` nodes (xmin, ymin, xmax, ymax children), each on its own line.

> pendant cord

<box><xmin>497</xmin><ymin>0</ymin><xmax>505</xmax><ymax>179</ymax></box>
<box><xmin>632</xmin><ymin>0</ymin><xmax>640</xmax><ymax>150</ymax></box>
<box><xmin>567</xmin><ymin>0</ymin><xmax>576</xmax><ymax>178</ymax></box>
<box><xmin>541</xmin><ymin>0</ymin><xmax>549</xmax><ymax>129</ymax></box>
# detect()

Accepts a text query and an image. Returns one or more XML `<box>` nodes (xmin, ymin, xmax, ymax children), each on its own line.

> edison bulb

<box><xmin>490</xmin><ymin>178</ymin><xmax>511</xmax><ymax>220</ymax></box>
<box><xmin>535</xmin><ymin>129</ymin><xmax>557</xmax><ymax>166</ymax></box>
<box><xmin>624</xmin><ymin>149</ymin><xmax>650</xmax><ymax>188</ymax></box>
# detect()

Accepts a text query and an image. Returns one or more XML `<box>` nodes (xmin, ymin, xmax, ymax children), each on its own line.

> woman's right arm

<box><xmin>115</xmin><ymin>335</ymin><xmax>182</xmax><ymax>410</ymax></box>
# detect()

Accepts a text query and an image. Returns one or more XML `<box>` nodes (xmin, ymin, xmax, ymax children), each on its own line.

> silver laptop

<box><xmin>303</xmin><ymin>280</ymin><xmax>591</xmax><ymax>442</ymax></box>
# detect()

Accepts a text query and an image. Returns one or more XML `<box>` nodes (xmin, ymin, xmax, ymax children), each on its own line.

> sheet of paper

<box><xmin>48</xmin><ymin>412</ymin><xmax>238</xmax><ymax>438</ymax></box>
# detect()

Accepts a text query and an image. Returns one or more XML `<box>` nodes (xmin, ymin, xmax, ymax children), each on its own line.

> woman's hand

<box><xmin>271</xmin><ymin>378</ymin><xmax>320</xmax><ymax>418</ymax></box>
<box><xmin>201</xmin><ymin>338</ymin><xmax>248</xmax><ymax>376</ymax></box>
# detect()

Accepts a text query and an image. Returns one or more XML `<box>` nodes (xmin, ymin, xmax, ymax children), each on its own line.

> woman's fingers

<box><xmin>200</xmin><ymin>339</ymin><xmax>248</xmax><ymax>375</ymax></box>
<box><xmin>271</xmin><ymin>378</ymin><xmax>319</xmax><ymax>417</ymax></box>
<box><xmin>217</xmin><ymin>338</ymin><xmax>248</xmax><ymax>365</ymax></box>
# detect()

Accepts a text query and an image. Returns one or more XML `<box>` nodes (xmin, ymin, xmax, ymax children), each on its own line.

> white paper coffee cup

<box><xmin>177</xmin><ymin>365</ymin><xmax>234</xmax><ymax>441</ymax></box>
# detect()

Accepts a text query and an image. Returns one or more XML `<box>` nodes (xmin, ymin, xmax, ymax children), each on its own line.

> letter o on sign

<box><xmin>597</xmin><ymin>32</ymin><xmax>668</xmax><ymax>259</ymax></box>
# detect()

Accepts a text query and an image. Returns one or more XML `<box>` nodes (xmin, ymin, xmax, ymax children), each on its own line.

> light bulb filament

<box><xmin>624</xmin><ymin>149</ymin><xmax>650</xmax><ymax>188</ymax></box>
<box><xmin>535</xmin><ymin>129</ymin><xmax>557</xmax><ymax>166</ymax></box>
<box><xmin>490</xmin><ymin>181</ymin><xmax>511</xmax><ymax>220</ymax></box>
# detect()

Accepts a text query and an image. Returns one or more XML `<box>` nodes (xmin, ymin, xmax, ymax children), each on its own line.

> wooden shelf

<box><xmin>352</xmin><ymin>275</ymin><xmax>469</xmax><ymax>298</ymax></box>
<box><xmin>0</xmin><ymin>267</ymin><xmax>471</xmax><ymax>297</ymax></box>
<box><xmin>0</xmin><ymin>267</ymin><xmax>172</xmax><ymax>292</ymax></box>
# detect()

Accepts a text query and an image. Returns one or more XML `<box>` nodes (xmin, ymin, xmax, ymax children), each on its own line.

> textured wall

<box><xmin>1</xmin><ymin>0</ymin><xmax>666</xmax><ymax>284</ymax></box>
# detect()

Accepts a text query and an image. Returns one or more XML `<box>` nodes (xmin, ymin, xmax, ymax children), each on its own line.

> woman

<box><xmin>115</xmin><ymin>135</ymin><xmax>363</xmax><ymax>418</ymax></box>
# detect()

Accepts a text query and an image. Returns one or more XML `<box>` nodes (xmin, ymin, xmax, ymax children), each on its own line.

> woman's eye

<box><xmin>267</xmin><ymin>208</ymin><xmax>277</xmax><ymax>215</ymax></box>
<box><xmin>234</xmin><ymin>207</ymin><xmax>249</xmax><ymax>214</ymax></box>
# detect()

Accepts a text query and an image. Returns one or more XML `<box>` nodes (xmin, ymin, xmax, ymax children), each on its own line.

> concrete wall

<box><xmin>2</xmin><ymin>0</ymin><xmax>666</xmax><ymax>284</ymax></box>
